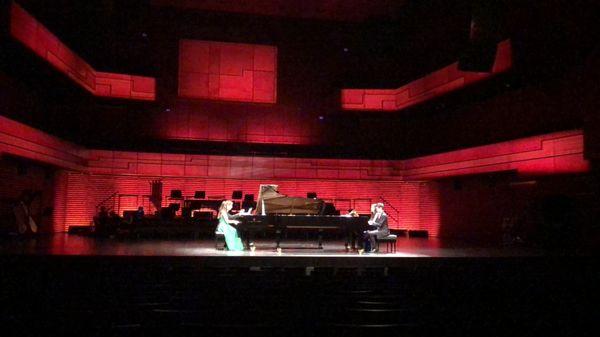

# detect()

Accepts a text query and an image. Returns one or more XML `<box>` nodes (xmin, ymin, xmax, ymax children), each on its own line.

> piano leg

<box><xmin>344</xmin><ymin>231</ymin><xmax>352</xmax><ymax>251</ymax></box>
<box><xmin>243</xmin><ymin>230</ymin><xmax>250</xmax><ymax>250</ymax></box>
<box><xmin>276</xmin><ymin>229</ymin><xmax>282</xmax><ymax>250</ymax></box>
<box><xmin>318</xmin><ymin>229</ymin><xmax>323</xmax><ymax>249</ymax></box>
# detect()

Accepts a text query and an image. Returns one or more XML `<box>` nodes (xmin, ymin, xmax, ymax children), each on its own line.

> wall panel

<box><xmin>61</xmin><ymin>172</ymin><xmax>437</xmax><ymax>234</ymax></box>
<box><xmin>179</xmin><ymin>39</ymin><xmax>277</xmax><ymax>104</ymax></box>
<box><xmin>10</xmin><ymin>2</ymin><xmax>155</xmax><ymax>101</ymax></box>
<box><xmin>341</xmin><ymin>40</ymin><xmax>512</xmax><ymax>112</ymax></box>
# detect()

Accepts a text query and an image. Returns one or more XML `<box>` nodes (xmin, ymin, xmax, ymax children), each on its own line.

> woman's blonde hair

<box><xmin>218</xmin><ymin>200</ymin><xmax>233</xmax><ymax>218</ymax></box>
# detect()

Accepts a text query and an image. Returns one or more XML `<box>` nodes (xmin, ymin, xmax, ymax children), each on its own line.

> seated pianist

<box><xmin>364</xmin><ymin>203</ymin><xmax>389</xmax><ymax>253</ymax></box>
<box><xmin>216</xmin><ymin>200</ymin><xmax>245</xmax><ymax>251</ymax></box>
<box><xmin>229</xmin><ymin>206</ymin><xmax>254</xmax><ymax>250</ymax></box>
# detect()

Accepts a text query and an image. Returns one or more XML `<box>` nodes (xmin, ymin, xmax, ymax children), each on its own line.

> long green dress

<box><xmin>216</xmin><ymin>214</ymin><xmax>244</xmax><ymax>251</ymax></box>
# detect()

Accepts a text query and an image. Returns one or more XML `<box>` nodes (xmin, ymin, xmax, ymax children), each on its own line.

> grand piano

<box><xmin>237</xmin><ymin>185</ymin><xmax>369</xmax><ymax>249</ymax></box>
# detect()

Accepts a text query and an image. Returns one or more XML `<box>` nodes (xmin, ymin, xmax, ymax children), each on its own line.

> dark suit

<box><xmin>366</xmin><ymin>212</ymin><xmax>389</xmax><ymax>251</ymax></box>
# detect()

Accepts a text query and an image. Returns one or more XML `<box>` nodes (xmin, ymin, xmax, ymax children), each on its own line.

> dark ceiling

<box><xmin>150</xmin><ymin>0</ymin><xmax>408</xmax><ymax>23</ymax></box>
<box><xmin>12</xmin><ymin>0</ymin><xmax>475</xmax><ymax>87</ymax></box>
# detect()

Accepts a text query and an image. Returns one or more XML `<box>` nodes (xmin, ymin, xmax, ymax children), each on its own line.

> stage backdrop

<box><xmin>0</xmin><ymin>116</ymin><xmax>589</xmax><ymax>238</ymax></box>
<box><xmin>57</xmin><ymin>173</ymin><xmax>439</xmax><ymax>235</ymax></box>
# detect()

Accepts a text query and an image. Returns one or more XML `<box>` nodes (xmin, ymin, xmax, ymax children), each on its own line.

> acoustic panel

<box><xmin>10</xmin><ymin>2</ymin><xmax>155</xmax><ymax>101</ymax></box>
<box><xmin>60</xmin><ymin>172</ymin><xmax>438</xmax><ymax>234</ymax></box>
<box><xmin>341</xmin><ymin>39</ymin><xmax>512</xmax><ymax>111</ymax></box>
<box><xmin>179</xmin><ymin>39</ymin><xmax>277</xmax><ymax>103</ymax></box>
<box><xmin>154</xmin><ymin>104</ymin><xmax>322</xmax><ymax>145</ymax></box>
<box><xmin>0</xmin><ymin>116</ymin><xmax>86</xmax><ymax>171</ymax></box>
<box><xmin>400</xmin><ymin>130</ymin><xmax>588</xmax><ymax>180</ymax></box>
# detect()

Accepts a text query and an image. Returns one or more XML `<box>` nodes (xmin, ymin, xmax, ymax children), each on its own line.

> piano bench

<box><xmin>215</xmin><ymin>231</ymin><xmax>226</xmax><ymax>250</ymax></box>
<box><xmin>377</xmin><ymin>234</ymin><xmax>398</xmax><ymax>253</ymax></box>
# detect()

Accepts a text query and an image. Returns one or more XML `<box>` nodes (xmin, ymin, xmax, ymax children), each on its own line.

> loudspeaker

<box><xmin>307</xmin><ymin>192</ymin><xmax>317</xmax><ymax>199</ymax></box>
<box><xmin>232</xmin><ymin>190</ymin><xmax>243</xmax><ymax>199</ymax></box>
<box><xmin>194</xmin><ymin>191</ymin><xmax>205</xmax><ymax>199</ymax></box>
<box><xmin>243</xmin><ymin>194</ymin><xmax>254</xmax><ymax>201</ymax></box>
<box><xmin>170</xmin><ymin>189</ymin><xmax>182</xmax><ymax>198</ymax></box>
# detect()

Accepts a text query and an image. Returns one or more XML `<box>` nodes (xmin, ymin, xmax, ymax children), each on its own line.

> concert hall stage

<box><xmin>0</xmin><ymin>234</ymin><xmax>548</xmax><ymax>267</ymax></box>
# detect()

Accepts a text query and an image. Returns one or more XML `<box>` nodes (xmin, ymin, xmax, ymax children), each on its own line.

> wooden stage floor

<box><xmin>0</xmin><ymin>234</ymin><xmax>549</xmax><ymax>268</ymax></box>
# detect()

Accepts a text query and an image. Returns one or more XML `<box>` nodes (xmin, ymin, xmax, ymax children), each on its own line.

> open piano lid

<box><xmin>256</xmin><ymin>184</ymin><xmax>324</xmax><ymax>215</ymax></box>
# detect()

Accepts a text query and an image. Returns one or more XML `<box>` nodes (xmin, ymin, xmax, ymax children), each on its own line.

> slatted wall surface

<box><xmin>341</xmin><ymin>40</ymin><xmax>512</xmax><ymax>111</ymax></box>
<box><xmin>419</xmin><ymin>181</ymin><xmax>441</xmax><ymax>237</ymax></box>
<box><xmin>52</xmin><ymin>171</ymin><xmax>68</xmax><ymax>232</ymax></box>
<box><xmin>62</xmin><ymin>173</ymin><xmax>440</xmax><ymax>234</ymax></box>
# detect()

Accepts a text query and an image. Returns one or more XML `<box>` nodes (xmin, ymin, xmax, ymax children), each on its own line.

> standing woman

<box><xmin>217</xmin><ymin>200</ymin><xmax>245</xmax><ymax>251</ymax></box>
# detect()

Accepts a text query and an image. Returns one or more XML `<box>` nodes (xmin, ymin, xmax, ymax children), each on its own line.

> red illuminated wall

<box><xmin>341</xmin><ymin>40</ymin><xmax>512</xmax><ymax>111</ymax></box>
<box><xmin>0</xmin><ymin>115</ymin><xmax>86</xmax><ymax>232</ymax></box>
<box><xmin>153</xmin><ymin>101</ymin><xmax>321</xmax><ymax>144</ymax></box>
<box><xmin>61</xmin><ymin>150</ymin><xmax>437</xmax><ymax>233</ymax></box>
<box><xmin>93</xmin><ymin>72</ymin><xmax>156</xmax><ymax>101</ymax></box>
<box><xmin>179</xmin><ymin>39</ymin><xmax>277</xmax><ymax>103</ymax></box>
<box><xmin>80</xmin><ymin>150</ymin><xmax>411</xmax><ymax>231</ymax></box>
<box><xmin>398</xmin><ymin>130</ymin><xmax>589</xmax><ymax>180</ymax></box>
<box><xmin>9</xmin><ymin>2</ymin><xmax>156</xmax><ymax>101</ymax></box>
<box><xmin>1</xmin><ymin>115</ymin><xmax>589</xmax><ymax>235</ymax></box>
<box><xmin>0</xmin><ymin>116</ymin><xmax>87</xmax><ymax>171</ymax></box>
<box><xmin>74</xmin><ymin>151</ymin><xmax>431</xmax><ymax>233</ymax></box>
<box><xmin>86</xmin><ymin>150</ymin><xmax>400</xmax><ymax>180</ymax></box>
<box><xmin>61</xmin><ymin>173</ymin><xmax>438</xmax><ymax>234</ymax></box>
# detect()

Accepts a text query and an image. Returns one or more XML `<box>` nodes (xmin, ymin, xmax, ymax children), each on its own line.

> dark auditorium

<box><xmin>0</xmin><ymin>0</ymin><xmax>598</xmax><ymax>336</ymax></box>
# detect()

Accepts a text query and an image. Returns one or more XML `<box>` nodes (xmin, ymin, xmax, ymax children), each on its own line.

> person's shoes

<box><xmin>369</xmin><ymin>248</ymin><xmax>379</xmax><ymax>253</ymax></box>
